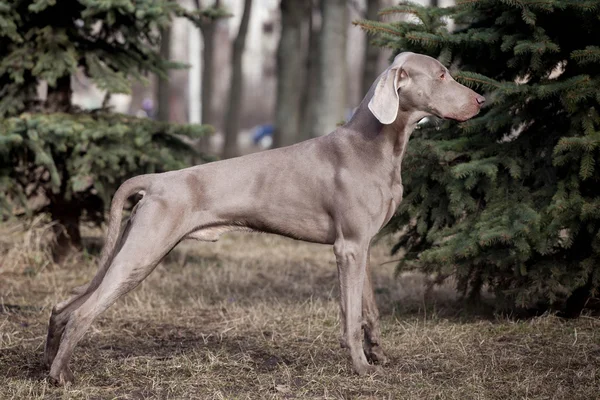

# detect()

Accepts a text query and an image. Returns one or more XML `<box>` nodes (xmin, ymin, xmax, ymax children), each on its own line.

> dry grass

<box><xmin>1</xmin><ymin>225</ymin><xmax>599</xmax><ymax>399</ymax></box>
<box><xmin>0</xmin><ymin>216</ymin><xmax>56</xmax><ymax>274</ymax></box>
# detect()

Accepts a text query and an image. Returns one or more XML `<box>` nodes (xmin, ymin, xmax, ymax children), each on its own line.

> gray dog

<box><xmin>44</xmin><ymin>52</ymin><xmax>485</xmax><ymax>385</ymax></box>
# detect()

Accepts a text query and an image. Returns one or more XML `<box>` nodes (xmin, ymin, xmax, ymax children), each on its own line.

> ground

<box><xmin>1</xmin><ymin>222</ymin><xmax>599</xmax><ymax>399</ymax></box>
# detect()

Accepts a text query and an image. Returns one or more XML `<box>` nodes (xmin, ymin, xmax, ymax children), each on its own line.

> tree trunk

<box><xmin>200</xmin><ymin>0</ymin><xmax>219</xmax><ymax>126</ymax></box>
<box><xmin>310</xmin><ymin>0</ymin><xmax>348</xmax><ymax>137</ymax></box>
<box><xmin>299</xmin><ymin>0</ymin><xmax>320</xmax><ymax>141</ymax></box>
<box><xmin>197</xmin><ymin>0</ymin><xmax>220</xmax><ymax>150</ymax></box>
<box><xmin>561</xmin><ymin>273</ymin><xmax>594</xmax><ymax>318</ymax></box>
<box><xmin>272</xmin><ymin>0</ymin><xmax>305</xmax><ymax>148</ymax></box>
<box><xmin>561</xmin><ymin>285</ymin><xmax>591</xmax><ymax>318</ymax></box>
<box><xmin>430</xmin><ymin>0</ymin><xmax>439</xmax><ymax>6</ymax></box>
<box><xmin>51</xmin><ymin>204</ymin><xmax>82</xmax><ymax>263</ymax></box>
<box><xmin>46</xmin><ymin>75</ymin><xmax>72</xmax><ymax>112</ymax></box>
<box><xmin>559</xmin><ymin>229</ymin><xmax>596</xmax><ymax>318</ymax></box>
<box><xmin>222</xmin><ymin>0</ymin><xmax>253</xmax><ymax>158</ymax></box>
<box><xmin>157</xmin><ymin>26</ymin><xmax>171</xmax><ymax>122</ymax></box>
<box><xmin>361</xmin><ymin>0</ymin><xmax>380</xmax><ymax>97</ymax></box>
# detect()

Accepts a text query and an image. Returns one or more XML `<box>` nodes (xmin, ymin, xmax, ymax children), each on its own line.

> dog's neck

<box><xmin>342</xmin><ymin>96</ymin><xmax>428</xmax><ymax>204</ymax></box>
<box><xmin>344</xmin><ymin>98</ymin><xmax>425</xmax><ymax>162</ymax></box>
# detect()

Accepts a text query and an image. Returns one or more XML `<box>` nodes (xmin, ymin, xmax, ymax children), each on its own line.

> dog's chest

<box><xmin>389</xmin><ymin>163</ymin><xmax>404</xmax><ymax>203</ymax></box>
<box><xmin>379</xmin><ymin>164</ymin><xmax>404</xmax><ymax>226</ymax></box>
<box><xmin>384</xmin><ymin>182</ymin><xmax>403</xmax><ymax>225</ymax></box>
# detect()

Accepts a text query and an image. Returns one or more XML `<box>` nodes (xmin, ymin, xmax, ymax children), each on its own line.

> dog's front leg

<box><xmin>334</xmin><ymin>238</ymin><xmax>381</xmax><ymax>375</ymax></box>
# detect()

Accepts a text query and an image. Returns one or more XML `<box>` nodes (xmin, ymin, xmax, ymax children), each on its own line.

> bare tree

<box><xmin>310</xmin><ymin>0</ymin><xmax>348</xmax><ymax>137</ymax></box>
<box><xmin>194</xmin><ymin>0</ymin><xmax>221</xmax><ymax>127</ymax></box>
<box><xmin>157</xmin><ymin>26</ymin><xmax>171</xmax><ymax>121</ymax></box>
<box><xmin>299</xmin><ymin>0</ymin><xmax>321</xmax><ymax>141</ymax></box>
<box><xmin>272</xmin><ymin>0</ymin><xmax>306</xmax><ymax>148</ymax></box>
<box><xmin>222</xmin><ymin>0</ymin><xmax>253</xmax><ymax>158</ymax></box>
<box><xmin>361</xmin><ymin>0</ymin><xmax>380</xmax><ymax>97</ymax></box>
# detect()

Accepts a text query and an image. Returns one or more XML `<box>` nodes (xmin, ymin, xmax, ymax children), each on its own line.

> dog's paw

<box><xmin>354</xmin><ymin>363</ymin><xmax>383</xmax><ymax>376</ymax></box>
<box><xmin>365</xmin><ymin>345</ymin><xmax>389</xmax><ymax>366</ymax></box>
<box><xmin>49</xmin><ymin>367</ymin><xmax>75</xmax><ymax>386</ymax></box>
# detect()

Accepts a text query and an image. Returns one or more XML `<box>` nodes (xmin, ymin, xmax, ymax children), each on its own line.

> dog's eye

<box><xmin>439</xmin><ymin>72</ymin><xmax>446</xmax><ymax>80</ymax></box>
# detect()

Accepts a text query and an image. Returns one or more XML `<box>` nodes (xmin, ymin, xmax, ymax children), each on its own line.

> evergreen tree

<box><xmin>0</xmin><ymin>0</ymin><xmax>218</xmax><ymax>260</ymax></box>
<box><xmin>357</xmin><ymin>0</ymin><xmax>600</xmax><ymax>315</ymax></box>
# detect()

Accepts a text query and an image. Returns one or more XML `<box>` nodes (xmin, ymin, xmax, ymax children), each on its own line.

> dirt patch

<box><xmin>1</xmin><ymin>230</ymin><xmax>599</xmax><ymax>399</ymax></box>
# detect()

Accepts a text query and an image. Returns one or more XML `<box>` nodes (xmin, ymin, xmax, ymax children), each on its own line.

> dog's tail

<box><xmin>59</xmin><ymin>175</ymin><xmax>152</xmax><ymax>305</ymax></box>
<box><xmin>96</xmin><ymin>175</ymin><xmax>151</xmax><ymax>272</ymax></box>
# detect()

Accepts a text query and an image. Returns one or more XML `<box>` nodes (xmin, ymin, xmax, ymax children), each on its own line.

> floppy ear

<box><xmin>368</xmin><ymin>67</ymin><xmax>408</xmax><ymax>125</ymax></box>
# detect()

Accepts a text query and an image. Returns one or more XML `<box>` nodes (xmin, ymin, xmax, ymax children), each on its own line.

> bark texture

<box><xmin>361</xmin><ymin>0</ymin><xmax>381</xmax><ymax>97</ymax></box>
<box><xmin>273</xmin><ymin>0</ymin><xmax>306</xmax><ymax>148</ymax></box>
<box><xmin>222</xmin><ymin>0</ymin><xmax>253</xmax><ymax>158</ymax></box>
<box><xmin>299</xmin><ymin>0</ymin><xmax>321</xmax><ymax>141</ymax></box>
<box><xmin>194</xmin><ymin>0</ymin><xmax>220</xmax><ymax>150</ymax></box>
<box><xmin>310</xmin><ymin>0</ymin><xmax>348</xmax><ymax>137</ymax></box>
<box><xmin>199</xmin><ymin>0</ymin><xmax>220</xmax><ymax>126</ymax></box>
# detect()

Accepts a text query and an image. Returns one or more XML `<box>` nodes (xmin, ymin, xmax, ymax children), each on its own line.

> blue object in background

<box><xmin>252</xmin><ymin>124</ymin><xmax>274</xmax><ymax>145</ymax></box>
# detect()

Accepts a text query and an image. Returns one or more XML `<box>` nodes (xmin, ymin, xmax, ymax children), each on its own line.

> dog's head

<box><xmin>368</xmin><ymin>52</ymin><xmax>485</xmax><ymax>124</ymax></box>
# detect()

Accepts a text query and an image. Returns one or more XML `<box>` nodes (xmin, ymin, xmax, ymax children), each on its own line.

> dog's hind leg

<box><xmin>44</xmin><ymin>218</ymin><xmax>136</xmax><ymax>368</ymax></box>
<box><xmin>44</xmin><ymin>214</ymin><xmax>139</xmax><ymax>368</ymax></box>
<box><xmin>45</xmin><ymin>290</ymin><xmax>95</xmax><ymax>369</ymax></box>
<box><xmin>48</xmin><ymin>200</ymin><xmax>185</xmax><ymax>385</ymax></box>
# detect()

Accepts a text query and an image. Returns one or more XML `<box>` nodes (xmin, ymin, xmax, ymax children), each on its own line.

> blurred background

<box><xmin>72</xmin><ymin>0</ymin><xmax>453</xmax><ymax>155</ymax></box>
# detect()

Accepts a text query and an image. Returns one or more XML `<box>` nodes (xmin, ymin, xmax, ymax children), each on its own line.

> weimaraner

<box><xmin>44</xmin><ymin>52</ymin><xmax>485</xmax><ymax>385</ymax></box>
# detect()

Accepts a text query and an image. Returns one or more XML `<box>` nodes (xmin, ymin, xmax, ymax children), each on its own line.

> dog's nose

<box><xmin>475</xmin><ymin>95</ymin><xmax>486</xmax><ymax>106</ymax></box>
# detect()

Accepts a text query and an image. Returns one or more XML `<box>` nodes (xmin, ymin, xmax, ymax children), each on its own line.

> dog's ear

<box><xmin>368</xmin><ymin>66</ymin><xmax>409</xmax><ymax>125</ymax></box>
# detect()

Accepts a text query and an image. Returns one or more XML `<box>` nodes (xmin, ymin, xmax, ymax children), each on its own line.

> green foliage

<box><xmin>0</xmin><ymin>112</ymin><xmax>213</xmax><ymax>223</ymax></box>
<box><xmin>361</xmin><ymin>0</ymin><xmax>600</xmax><ymax>310</ymax></box>
<box><xmin>0</xmin><ymin>1</ymin><xmax>221</xmax><ymax>255</ymax></box>
<box><xmin>0</xmin><ymin>0</ymin><xmax>221</xmax><ymax>117</ymax></box>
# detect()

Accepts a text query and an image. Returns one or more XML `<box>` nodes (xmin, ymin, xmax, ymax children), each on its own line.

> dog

<box><xmin>44</xmin><ymin>52</ymin><xmax>484</xmax><ymax>384</ymax></box>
